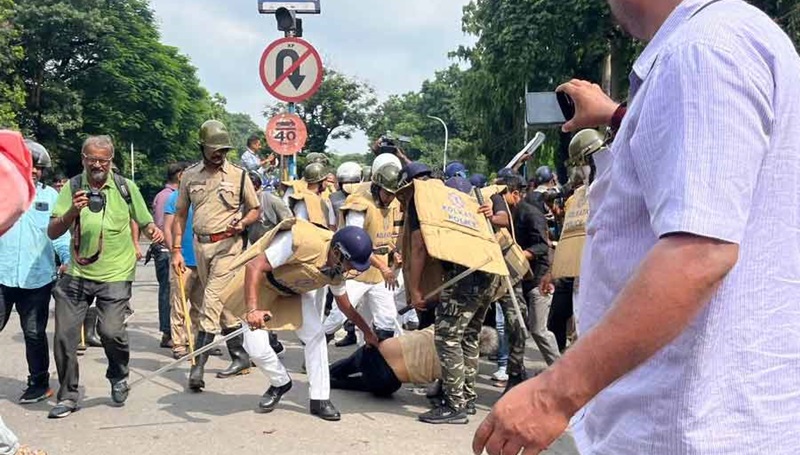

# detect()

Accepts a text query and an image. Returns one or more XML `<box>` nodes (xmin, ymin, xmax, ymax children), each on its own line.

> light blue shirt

<box><xmin>240</xmin><ymin>149</ymin><xmax>261</xmax><ymax>172</ymax></box>
<box><xmin>573</xmin><ymin>1</ymin><xmax>800</xmax><ymax>454</ymax></box>
<box><xmin>0</xmin><ymin>183</ymin><xmax>71</xmax><ymax>289</ymax></box>
<box><xmin>164</xmin><ymin>190</ymin><xmax>196</xmax><ymax>267</ymax></box>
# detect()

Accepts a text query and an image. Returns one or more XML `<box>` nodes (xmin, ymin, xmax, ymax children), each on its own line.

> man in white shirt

<box><xmin>473</xmin><ymin>1</ymin><xmax>800</xmax><ymax>454</ymax></box>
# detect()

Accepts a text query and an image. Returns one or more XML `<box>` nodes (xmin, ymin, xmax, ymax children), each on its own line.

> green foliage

<box><xmin>7</xmin><ymin>0</ymin><xmax>259</xmax><ymax>201</ymax></box>
<box><xmin>265</xmin><ymin>69</ymin><xmax>378</xmax><ymax>154</ymax></box>
<box><xmin>0</xmin><ymin>0</ymin><xmax>25</xmax><ymax>128</ymax></box>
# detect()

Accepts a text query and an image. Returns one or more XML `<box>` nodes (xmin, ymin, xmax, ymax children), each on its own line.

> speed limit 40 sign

<box><xmin>265</xmin><ymin>113</ymin><xmax>308</xmax><ymax>156</ymax></box>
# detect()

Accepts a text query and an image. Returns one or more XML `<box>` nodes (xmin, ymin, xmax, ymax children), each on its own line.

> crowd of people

<box><xmin>3</xmin><ymin>1</ymin><xmax>800</xmax><ymax>453</ymax></box>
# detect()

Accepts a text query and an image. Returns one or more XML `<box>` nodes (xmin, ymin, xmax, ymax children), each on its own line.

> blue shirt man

<box><xmin>0</xmin><ymin>179</ymin><xmax>71</xmax><ymax>404</ymax></box>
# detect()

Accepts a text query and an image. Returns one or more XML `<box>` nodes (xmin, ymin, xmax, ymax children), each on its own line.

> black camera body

<box><xmin>377</xmin><ymin>135</ymin><xmax>398</xmax><ymax>155</ymax></box>
<box><xmin>87</xmin><ymin>189</ymin><xmax>106</xmax><ymax>213</ymax></box>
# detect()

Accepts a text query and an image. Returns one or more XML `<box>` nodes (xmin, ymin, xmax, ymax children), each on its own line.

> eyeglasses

<box><xmin>82</xmin><ymin>154</ymin><xmax>113</xmax><ymax>165</ymax></box>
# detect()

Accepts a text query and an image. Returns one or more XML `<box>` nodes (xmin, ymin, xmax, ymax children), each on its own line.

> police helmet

<box><xmin>198</xmin><ymin>120</ymin><xmax>233</xmax><ymax>152</ymax></box>
<box><xmin>331</xmin><ymin>226</ymin><xmax>373</xmax><ymax>273</ymax></box>
<box><xmin>533</xmin><ymin>166</ymin><xmax>555</xmax><ymax>187</ymax></box>
<box><xmin>247</xmin><ymin>171</ymin><xmax>263</xmax><ymax>191</ymax></box>
<box><xmin>398</xmin><ymin>162</ymin><xmax>432</xmax><ymax>188</ymax></box>
<box><xmin>24</xmin><ymin>140</ymin><xmax>51</xmax><ymax>168</ymax></box>
<box><xmin>445</xmin><ymin>176</ymin><xmax>473</xmax><ymax>195</ymax></box>
<box><xmin>372</xmin><ymin>162</ymin><xmax>401</xmax><ymax>194</ymax></box>
<box><xmin>336</xmin><ymin>161</ymin><xmax>363</xmax><ymax>184</ymax></box>
<box><xmin>306</xmin><ymin>152</ymin><xmax>329</xmax><ymax>165</ymax></box>
<box><xmin>469</xmin><ymin>173</ymin><xmax>487</xmax><ymax>189</ymax></box>
<box><xmin>371</xmin><ymin>153</ymin><xmax>402</xmax><ymax>176</ymax></box>
<box><xmin>445</xmin><ymin>161</ymin><xmax>468</xmax><ymax>179</ymax></box>
<box><xmin>303</xmin><ymin>162</ymin><xmax>328</xmax><ymax>184</ymax></box>
<box><xmin>568</xmin><ymin>129</ymin><xmax>606</xmax><ymax>164</ymax></box>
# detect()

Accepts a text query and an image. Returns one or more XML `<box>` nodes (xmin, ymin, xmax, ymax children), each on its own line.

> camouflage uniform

<box><xmin>434</xmin><ymin>267</ymin><xmax>498</xmax><ymax>410</ymax></box>
<box><xmin>496</xmin><ymin>286</ymin><xmax>529</xmax><ymax>376</ymax></box>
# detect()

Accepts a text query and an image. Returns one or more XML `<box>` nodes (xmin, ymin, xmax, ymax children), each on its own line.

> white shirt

<box><xmin>292</xmin><ymin>199</ymin><xmax>336</xmax><ymax>228</ymax></box>
<box><xmin>345</xmin><ymin>211</ymin><xmax>366</xmax><ymax>228</ymax></box>
<box><xmin>573</xmin><ymin>1</ymin><xmax>800</xmax><ymax>453</ymax></box>
<box><xmin>264</xmin><ymin>231</ymin><xmax>346</xmax><ymax>296</ymax></box>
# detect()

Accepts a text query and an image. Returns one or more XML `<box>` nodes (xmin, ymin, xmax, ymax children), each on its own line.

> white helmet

<box><xmin>371</xmin><ymin>153</ymin><xmax>401</xmax><ymax>176</ymax></box>
<box><xmin>336</xmin><ymin>161</ymin><xmax>363</xmax><ymax>184</ymax></box>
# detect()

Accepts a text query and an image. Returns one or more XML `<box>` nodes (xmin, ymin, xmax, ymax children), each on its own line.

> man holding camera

<box><xmin>46</xmin><ymin>135</ymin><xmax>163</xmax><ymax>419</ymax></box>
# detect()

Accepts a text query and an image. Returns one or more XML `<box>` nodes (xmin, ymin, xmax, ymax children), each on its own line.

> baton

<box><xmin>474</xmin><ymin>188</ymin><xmax>531</xmax><ymax>340</ymax></box>
<box><xmin>176</xmin><ymin>268</ymin><xmax>196</xmax><ymax>366</ymax></box>
<box><xmin>398</xmin><ymin>256</ymin><xmax>493</xmax><ymax>316</ymax></box>
<box><xmin>129</xmin><ymin>314</ymin><xmax>271</xmax><ymax>390</ymax></box>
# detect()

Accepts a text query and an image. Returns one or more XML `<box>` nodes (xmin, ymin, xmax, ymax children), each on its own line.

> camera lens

<box><xmin>88</xmin><ymin>191</ymin><xmax>105</xmax><ymax>213</ymax></box>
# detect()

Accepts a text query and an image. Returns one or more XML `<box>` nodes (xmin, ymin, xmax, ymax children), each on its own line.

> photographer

<box><xmin>46</xmin><ymin>135</ymin><xmax>163</xmax><ymax>419</ymax></box>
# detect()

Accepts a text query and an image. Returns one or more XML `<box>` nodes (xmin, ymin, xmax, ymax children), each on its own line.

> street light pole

<box><xmin>427</xmin><ymin>115</ymin><xmax>448</xmax><ymax>172</ymax></box>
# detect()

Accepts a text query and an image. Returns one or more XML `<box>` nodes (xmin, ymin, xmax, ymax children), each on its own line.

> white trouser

<box><xmin>0</xmin><ymin>417</ymin><xmax>19</xmax><ymax>455</ymax></box>
<box><xmin>393</xmin><ymin>271</ymin><xmax>418</xmax><ymax>326</ymax></box>
<box><xmin>323</xmin><ymin>280</ymin><xmax>397</xmax><ymax>334</ymax></box>
<box><xmin>243</xmin><ymin>290</ymin><xmax>331</xmax><ymax>400</ymax></box>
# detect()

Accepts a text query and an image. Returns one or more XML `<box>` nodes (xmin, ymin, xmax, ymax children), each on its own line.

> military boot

<box><xmin>217</xmin><ymin>327</ymin><xmax>251</xmax><ymax>378</ymax></box>
<box><xmin>334</xmin><ymin>322</ymin><xmax>356</xmax><ymax>347</ymax></box>
<box><xmin>188</xmin><ymin>332</ymin><xmax>214</xmax><ymax>392</ymax></box>
<box><xmin>502</xmin><ymin>370</ymin><xmax>528</xmax><ymax>396</ymax></box>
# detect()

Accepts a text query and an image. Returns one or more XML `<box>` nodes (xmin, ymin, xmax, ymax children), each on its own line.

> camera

<box><xmin>377</xmin><ymin>135</ymin><xmax>399</xmax><ymax>155</ymax></box>
<box><xmin>87</xmin><ymin>189</ymin><xmax>106</xmax><ymax>213</ymax></box>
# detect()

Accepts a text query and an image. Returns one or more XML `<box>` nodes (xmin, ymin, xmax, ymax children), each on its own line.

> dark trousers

<box><xmin>330</xmin><ymin>346</ymin><xmax>401</xmax><ymax>397</ymax></box>
<box><xmin>53</xmin><ymin>275</ymin><xmax>132</xmax><ymax>402</ymax></box>
<box><xmin>547</xmin><ymin>279</ymin><xmax>575</xmax><ymax>352</ymax></box>
<box><xmin>0</xmin><ymin>283</ymin><xmax>53</xmax><ymax>379</ymax></box>
<box><xmin>154</xmin><ymin>250</ymin><xmax>171</xmax><ymax>335</ymax></box>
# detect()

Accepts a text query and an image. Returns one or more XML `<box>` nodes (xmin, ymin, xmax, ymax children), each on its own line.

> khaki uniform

<box><xmin>323</xmin><ymin>184</ymin><xmax>401</xmax><ymax>336</ymax></box>
<box><xmin>221</xmin><ymin>219</ymin><xmax>343</xmax><ymax>400</ymax></box>
<box><xmin>287</xmin><ymin>184</ymin><xmax>331</xmax><ymax>230</ymax></box>
<box><xmin>177</xmin><ymin>160</ymin><xmax>260</xmax><ymax>333</ymax></box>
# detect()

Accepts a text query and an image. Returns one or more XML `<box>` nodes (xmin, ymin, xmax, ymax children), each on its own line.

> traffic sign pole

<box><xmin>288</xmin><ymin>102</ymin><xmax>297</xmax><ymax>179</ymax></box>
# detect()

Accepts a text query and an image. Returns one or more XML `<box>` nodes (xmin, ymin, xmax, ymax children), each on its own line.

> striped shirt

<box><xmin>573</xmin><ymin>0</ymin><xmax>800</xmax><ymax>453</ymax></box>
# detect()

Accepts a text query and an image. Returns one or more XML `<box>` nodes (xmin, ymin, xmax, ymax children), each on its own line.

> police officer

<box><xmin>322</xmin><ymin>162</ymin><xmax>403</xmax><ymax>343</ymax></box>
<box><xmin>230</xmin><ymin>220</ymin><xmax>379</xmax><ymax>421</ymax></box>
<box><xmin>444</xmin><ymin>161</ymin><xmax>468</xmax><ymax>179</ymax></box>
<box><xmin>330</xmin><ymin>161</ymin><xmax>363</xmax><ymax>216</ymax></box>
<box><xmin>288</xmin><ymin>162</ymin><xmax>336</xmax><ymax>230</ymax></box>
<box><xmin>171</xmin><ymin>120</ymin><xmax>261</xmax><ymax>392</ymax></box>
<box><xmin>402</xmin><ymin>166</ymin><xmax>501</xmax><ymax>424</ymax></box>
<box><xmin>541</xmin><ymin>129</ymin><xmax>605</xmax><ymax>351</ymax></box>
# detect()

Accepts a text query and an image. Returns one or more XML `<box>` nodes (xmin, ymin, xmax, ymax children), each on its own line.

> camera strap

<box><xmin>72</xmin><ymin>205</ymin><xmax>106</xmax><ymax>267</ymax></box>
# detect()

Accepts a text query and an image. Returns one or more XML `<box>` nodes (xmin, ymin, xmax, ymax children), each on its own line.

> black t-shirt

<box><xmin>491</xmin><ymin>193</ymin><xmax>508</xmax><ymax>215</ymax></box>
<box><xmin>407</xmin><ymin>198</ymin><xmax>421</xmax><ymax>232</ymax></box>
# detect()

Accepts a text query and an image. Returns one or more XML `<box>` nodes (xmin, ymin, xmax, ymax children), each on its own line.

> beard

<box><xmin>90</xmin><ymin>169</ymin><xmax>108</xmax><ymax>184</ymax></box>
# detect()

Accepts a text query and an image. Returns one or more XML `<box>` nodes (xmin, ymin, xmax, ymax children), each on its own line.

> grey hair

<box><xmin>81</xmin><ymin>135</ymin><xmax>115</xmax><ymax>156</ymax></box>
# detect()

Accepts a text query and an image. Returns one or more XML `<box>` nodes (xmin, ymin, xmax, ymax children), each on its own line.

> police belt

<box><xmin>265</xmin><ymin>272</ymin><xmax>300</xmax><ymax>296</ymax></box>
<box><xmin>195</xmin><ymin>231</ymin><xmax>236</xmax><ymax>244</ymax></box>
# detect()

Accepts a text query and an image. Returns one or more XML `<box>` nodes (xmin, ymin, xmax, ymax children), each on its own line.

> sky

<box><xmin>149</xmin><ymin>0</ymin><xmax>475</xmax><ymax>154</ymax></box>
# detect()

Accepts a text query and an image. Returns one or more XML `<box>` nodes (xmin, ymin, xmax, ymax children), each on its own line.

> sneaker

<box><xmin>48</xmin><ymin>400</ymin><xmax>77</xmax><ymax>419</ymax></box>
<box><xmin>465</xmin><ymin>401</ymin><xmax>477</xmax><ymax>415</ymax></box>
<box><xmin>19</xmin><ymin>377</ymin><xmax>53</xmax><ymax>404</ymax></box>
<box><xmin>418</xmin><ymin>403</ymin><xmax>468</xmax><ymax>424</ymax></box>
<box><xmin>491</xmin><ymin>367</ymin><xmax>508</xmax><ymax>382</ymax></box>
<box><xmin>110</xmin><ymin>379</ymin><xmax>130</xmax><ymax>404</ymax></box>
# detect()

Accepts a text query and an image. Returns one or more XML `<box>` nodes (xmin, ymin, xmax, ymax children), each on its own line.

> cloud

<box><xmin>150</xmin><ymin>0</ymin><xmax>474</xmax><ymax>154</ymax></box>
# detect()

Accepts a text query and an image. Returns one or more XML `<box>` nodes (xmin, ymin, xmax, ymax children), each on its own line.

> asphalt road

<box><xmin>0</xmin><ymin>260</ymin><xmax>579</xmax><ymax>454</ymax></box>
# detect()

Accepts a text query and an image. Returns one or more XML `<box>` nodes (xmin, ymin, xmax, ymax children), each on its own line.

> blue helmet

<box><xmin>445</xmin><ymin>176</ymin><xmax>473</xmax><ymax>195</ymax></box>
<box><xmin>331</xmin><ymin>226</ymin><xmax>373</xmax><ymax>273</ymax></box>
<box><xmin>445</xmin><ymin>161</ymin><xmax>468</xmax><ymax>179</ymax></box>
<box><xmin>533</xmin><ymin>166</ymin><xmax>555</xmax><ymax>186</ymax></box>
<box><xmin>469</xmin><ymin>173</ymin><xmax>487</xmax><ymax>189</ymax></box>
<box><xmin>399</xmin><ymin>161</ymin><xmax>432</xmax><ymax>187</ymax></box>
<box><xmin>497</xmin><ymin>168</ymin><xmax>515</xmax><ymax>179</ymax></box>
<box><xmin>264</xmin><ymin>176</ymin><xmax>280</xmax><ymax>192</ymax></box>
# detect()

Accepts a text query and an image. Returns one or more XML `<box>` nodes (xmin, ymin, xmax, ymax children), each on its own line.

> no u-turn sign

<box><xmin>259</xmin><ymin>37</ymin><xmax>324</xmax><ymax>103</ymax></box>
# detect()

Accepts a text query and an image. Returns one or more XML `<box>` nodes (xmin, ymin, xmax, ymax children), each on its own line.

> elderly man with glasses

<box><xmin>46</xmin><ymin>135</ymin><xmax>163</xmax><ymax>419</ymax></box>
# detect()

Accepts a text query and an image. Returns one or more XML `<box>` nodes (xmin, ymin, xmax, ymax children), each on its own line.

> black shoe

<box><xmin>160</xmin><ymin>334</ymin><xmax>174</xmax><ymax>349</ymax></box>
<box><xmin>465</xmin><ymin>401</ymin><xmax>477</xmax><ymax>415</ymax></box>
<box><xmin>48</xmin><ymin>400</ymin><xmax>77</xmax><ymax>419</ymax></box>
<box><xmin>209</xmin><ymin>347</ymin><xmax>223</xmax><ymax>356</ymax></box>
<box><xmin>217</xmin><ymin>327</ymin><xmax>252</xmax><ymax>378</ymax></box>
<box><xmin>418</xmin><ymin>403</ymin><xmax>468</xmax><ymax>424</ymax></box>
<box><xmin>19</xmin><ymin>374</ymin><xmax>52</xmax><ymax>404</ymax></box>
<box><xmin>110</xmin><ymin>379</ymin><xmax>130</xmax><ymax>404</ymax></box>
<box><xmin>334</xmin><ymin>331</ymin><xmax>356</xmax><ymax>347</ymax></box>
<box><xmin>375</xmin><ymin>329</ymin><xmax>395</xmax><ymax>342</ymax></box>
<box><xmin>258</xmin><ymin>380</ymin><xmax>293</xmax><ymax>413</ymax></box>
<box><xmin>404</xmin><ymin>321</ymin><xmax>419</xmax><ymax>331</ymax></box>
<box><xmin>310</xmin><ymin>399</ymin><xmax>341</xmax><ymax>421</ymax></box>
<box><xmin>325</xmin><ymin>332</ymin><xmax>335</xmax><ymax>344</ymax></box>
<box><xmin>188</xmin><ymin>332</ymin><xmax>214</xmax><ymax>392</ymax></box>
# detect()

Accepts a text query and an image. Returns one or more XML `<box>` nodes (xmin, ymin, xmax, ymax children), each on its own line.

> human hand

<box><xmin>171</xmin><ymin>251</ymin><xmax>186</xmax><ymax>275</ymax></box>
<box><xmin>478</xmin><ymin>203</ymin><xmax>493</xmax><ymax>219</ymax></box>
<box><xmin>556</xmin><ymin>79</ymin><xmax>619</xmax><ymax>133</ymax></box>
<box><xmin>411</xmin><ymin>291</ymin><xmax>427</xmax><ymax>311</ymax></box>
<box><xmin>381</xmin><ymin>266</ymin><xmax>397</xmax><ymax>290</ymax></box>
<box><xmin>539</xmin><ymin>273</ymin><xmax>555</xmax><ymax>295</ymax></box>
<box><xmin>227</xmin><ymin>219</ymin><xmax>245</xmax><ymax>235</ymax></box>
<box><xmin>246</xmin><ymin>310</ymin><xmax>273</xmax><ymax>330</ymax></box>
<box><xmin>69</xmin><ymin>190</ymin><xmax>89</xmax><ymax>216</ymax></box>
<box><xmin>135</xmin><ymin>246</ymin><xmax>144</xmax><ymax>261</ymax></box>
<box><xmin>472</xmin><ymin>377</ymin><xmax>571</xmax><ymax>455</ymax></box>
<box><xmin>145</xmin><ymin>224</ymin><xmax>164</xmax><ymax>244</ymax></box>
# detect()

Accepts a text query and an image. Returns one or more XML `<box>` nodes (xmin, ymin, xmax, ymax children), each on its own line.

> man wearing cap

<box><xmin>171</xmin><ymin>120</ymin><xmax>261</xmax><ymax>392</ymax></box>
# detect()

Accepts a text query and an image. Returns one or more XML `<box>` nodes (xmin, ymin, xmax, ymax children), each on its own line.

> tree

<box><xmin>0</xmin><ymin>0</ymin><xmax>25</xmax><ymax>128</ymax></box>
<box><xmin>264</xmin><ymin>68</ymin><xmax>378</xmax><ymax>153</ymax></box>
<box><xmin>211</xmin><ymin>94</ymin><xmax>260</xmax><ymax>154</ymax></box>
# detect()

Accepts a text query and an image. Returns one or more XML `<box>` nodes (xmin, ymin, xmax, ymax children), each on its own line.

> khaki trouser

<box><xmin>169</xmin><ymin>265</ymin><xmax>204</xmax><ymax>354</ymax></box>
<box><xmin>194</xmin><ymin>236</ymin><xmax>243</xmax><ymax>333</ymax></box>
